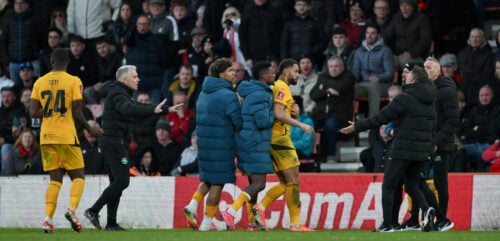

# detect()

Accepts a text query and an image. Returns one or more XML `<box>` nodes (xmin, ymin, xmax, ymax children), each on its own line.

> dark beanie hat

<box><xmin>155</xmin><ymin>119</ymin><xmax>171</xmax><ymax>132</ymax></box>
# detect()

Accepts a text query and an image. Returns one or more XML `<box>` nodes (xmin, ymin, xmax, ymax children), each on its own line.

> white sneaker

<box><xmin>199</xmin><ymin>221</ymin><xmax>226</xmax><ymax>231</ymax></box>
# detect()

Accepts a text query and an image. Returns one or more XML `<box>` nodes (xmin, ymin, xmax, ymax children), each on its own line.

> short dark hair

<box><xmin>180</xmin><ymin>63</ymin><xmax>193</xmax><ymax>73</ymax></box>
<box><xmin>332</xmin><ymin>27</ymin><xmax>347</xmax><ymax>37</ymax></box>
<box><xmin>365</xmin><ymin>22</ymin><xmax>380</xmax><ymax>34</ymax></box>
<box><xmin>47</xmin><ymin>27</ymin><xmax>63</xmax><ymax>38</ymax></box>
<box><xmin>69</xmin><ymin>34</ymin><xmax>85</xmax><ymax>44</ymax></box>
<box><xmin>410</xmin><ymin>66</ymin><xmax>428</xmax><ymax>83</ymax></box>
<box><xmin>51</xmin><ymin>48</ymin><xmax>69</xmax><ymax>67</ymax></box>
<box><xmin>278</xmin><ymin>58</ymin><xmax>297</xmax><ymax>76</ymax></box>
<box><xmin>0</xmin><ymin>86</ymin><xmax>15</xmax><ymax>93</ymax></box>
<box><xmin>208</xmin><ymin>58</ymin><xmax>233</xmax><ymax>77</ymax></box>
<box><xmin>251</xmin><ymin>62</ymin><xmax>272</xmax><ymax>80</ymax></box>
<box><xmin>95</xmin><ymin>36</ymin><xmax>111</xmax><ymax>45</ymax></box>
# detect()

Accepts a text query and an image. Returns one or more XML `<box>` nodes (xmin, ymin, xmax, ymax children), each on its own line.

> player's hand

<box><xmin>339</xmin><ymin>121</ymin><xmax>355</xmax><ymax>135</ymax></box>
<box><xmin>300</xmin><ymin>123</ymin><xmax>313</xmax><ymax>134</ymax></box>
<box><xmin>168</xmin><ymin>103</ymin><xmax>184</xmax><ymax>113</ymax></box>
<box><xmin>89</xmin><ymin>126</ymin><xmax>103</xmax><ymax>138</ymax></box>
<box><xmin>155</xmin><ymin>99</ymin><xmax>168</xmax><ymax>113</ymax></box>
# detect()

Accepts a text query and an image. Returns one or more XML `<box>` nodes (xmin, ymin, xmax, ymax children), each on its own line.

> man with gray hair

<box><xmin>84</xmin><ymin>65</ymin><xmax>182</xmax><ymax>231</ymax></box>
<box><xmin>457</xmin><ymin>28</ymin><xmax>495</xmax><ymax>114</ymax></box>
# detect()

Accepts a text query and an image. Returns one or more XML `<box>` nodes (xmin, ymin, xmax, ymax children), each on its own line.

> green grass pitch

<box><xmin>1</xmin><ymin>228</ymin><xmax>499</xmax><ymax>241</ymax></box>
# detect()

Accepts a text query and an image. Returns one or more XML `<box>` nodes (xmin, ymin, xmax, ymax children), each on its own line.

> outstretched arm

<box><xmin>339</xmin><ymin>121</ymin><xmax>356</xmax><ymax>135</ymax></box>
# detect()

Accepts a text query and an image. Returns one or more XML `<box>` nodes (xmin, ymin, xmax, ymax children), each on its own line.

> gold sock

<box><xmin>193</xmin><ymin>191</ymin><xmax>204</xmax><ymax>204</ymax></box>
<box><xmin>205</xmin><ymin>205</ymin><xmax>218</xmax><ymax>218</ymax></box>
<box><xmin>246</xmin><ymin>203</ymin><xmax>256</xmax><ymax>223</ymax></box>
<box><xmin>260</xmin><ymin>183</ymin><xmax>286</xmax><ymax>209</ymax></box>
<box><xmin>426</xmin><ymin>179</ymin><xmax>439</xmax><ymax>203</ymax></box>
<box><xmin>69</xmin><ymin>178</ymin><xmax>85</xmax><ymax>210</ymax></box>
<box><xmin>46</xmin><ymin>181</ymin><xmax>62</xmax><ymax>218</ymax></box>
<box><xmin>231</xmin><ymin>192</ymin><xmax>250</xmax><ymax>212</ymax></box>
<box><xmin>285</xmin><ymin>183</ymin><xmax>300</xmax><ymax>225</ymax></box>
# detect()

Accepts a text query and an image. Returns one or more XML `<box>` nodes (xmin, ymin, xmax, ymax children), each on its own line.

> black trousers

<box><xmin>89</xmin><ymin>136</ymin><xmax>130</xmax><ymax>224</ymax></box>
<box><xmin>433</xmin><ymin>150</ymin><xmax>454</xmax><ymax>216</ymax></box>
<box><xmin>382</xmin><ymin>159</ymin><xmax>429</xmax><ymax>226</ymax></box>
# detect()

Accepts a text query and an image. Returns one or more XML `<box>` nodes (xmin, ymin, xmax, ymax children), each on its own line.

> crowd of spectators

<box><xmin>0</xmin><ymin>0</ymin><xmax>500</xmax><ymax>176</ymax></box>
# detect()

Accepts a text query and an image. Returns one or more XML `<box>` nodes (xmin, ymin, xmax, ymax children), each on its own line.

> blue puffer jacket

<box><xmin>351</xmin><ymin>38</ymin><xmax>394</xmax><ymax>83</ymax></box>
<box><xmin>196</xmin><ymin>76</ymin><xmax>242</xmax><ymax>184</ymax></box>
<box><xmin>236</xmin><ymin>80</ymin><xmax>274</xmax><ymax>174</ymax></box>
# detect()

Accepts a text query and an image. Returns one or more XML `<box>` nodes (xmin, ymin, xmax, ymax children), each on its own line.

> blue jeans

<box><xmin>1</xmin><ymin>143</ymin><xmax>13</xmax><ymax>175</ymax></box>
<box><xmin>464</xmin><ymin>142</ymin><xmax>490</xmax><ymax>172</ymax></box>
<box><xmin>317</xmin><ymin>116</ymin><xmax>347</xmax><ymax>156</ymax></box>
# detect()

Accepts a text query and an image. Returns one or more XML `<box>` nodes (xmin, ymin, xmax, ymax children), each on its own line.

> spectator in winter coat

<box><xmin>84</xmin><ymin>38</ymin><xmax>124</xmax><ymax>104</ymax></box>
<box><xmin>124</xmin><ymin>14</ymin><xmax>168</xmax><ymax>104</ymax></box>
<box><xmin>339</xmin><ymin>1</ymin><xmax>367</xmax><ymax>48</ymax></box>
<box><xmin>239</xmin><ymin>0</ymin><xmax>283</xmax><ymax>68</ymax></box>
<box><xmin>457</xmin><ymin>28</ymin><xmax>495</xmax><ymax>115</ymax></box>
<box><xmin>459</xmin><ymin>85</ymin><xmax>499</xmax><ymax>172</ymax></box>
<box><xmin>280</xmin><ymin>0</ymin><xmax>325</xmax><ymax>64</ymax></box>
<box><xmin>384</xmin><ymin>0</ymin><xmax>432</xmax><ymax>70</ymax></box>
<box><xmin>322</xmin><ymin>27</ymin><xmax>354</xmax><ymax>72</ymax></box>
<box><xmin>164</xmin><ymin>92</ymin><xmax>195</xmax><ymax>146</ymax></box>
<box><xmin>39</xmin><ymin>28</ymin><xmax>64</xmax><ymax>76</ymax></box>
<box><xmin>290</xmin><ymin>55</ymin><xmax>318</xmax><ymax>116</ymax></box>
<box><xmin>11</xmin><ymin>128</ymin><xmax>43</xmax><ymax>175</ymax></box>
<box><xmin>2</xmin><ymin>0</ymin><xmax>44</xmax><ymax>84</ymax></box>
<box><xmin>66</xmin><ymin>35</ymin><xmax>99</xmax><ymax>88</ymax></box>
<box><xmin>352</xmin><ymin>23</ymin><xmax>394</xmax><ymax>117</ymax></box>
<box><xmin>310</xmin><ymin>56</ymin><xmax>355</xmax><ymax>160</ymax></box>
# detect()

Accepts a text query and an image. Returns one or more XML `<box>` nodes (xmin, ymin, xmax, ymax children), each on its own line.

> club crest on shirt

<box><xmin>277</xmin><ymin>91</ymin><xmax>284</xmax><ymax>100</ymax></box>
<box><xmin>79</xmin><ymin>84</ymin><xmax>83</xmax><ymax>93</ymax></box>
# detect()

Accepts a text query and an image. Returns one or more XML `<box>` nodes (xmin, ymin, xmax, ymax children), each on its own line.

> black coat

<box><xmin>239</xmin><ymin>1</ymin><xmax>283</xmax><ymax>60</ymax></box>
<box><xmin>355</xmin><ymin>81</ymin><xmax>436</xmax><ymax>162</ymax></box>
<box><xmin>460</xmin><ymin>103</ymin><xmax>500</xmax><ymax>144</ymax></box>
<box><xmin>310</xmin><ymin>70</ymin><xmax>355</xmax><ymax>123</ymax></box>
<box><xmin>383</xmin><ymin>11</ymin><xmax>432</xmax><ymax>59</ymax></box>
<box><xmin>124</xmin><ymin>31</ymin><xmax>168</xmax><ymax>90</ymax></box>
<box><xmin>2</xmin><ymin>10</ymin><xmax>44</xmax><ymax>62</ymax></box>
<box><xmin>100</xmin><ymin>81</ymin><xmax>157</xmax><ymax>143</ymax></box>
<box><xmin>67</xmin><ymin>51</ymin><xmax>99</xmax><ymax>87</ymax></box>
<box><xmin>457</xmin><ymin>43</ymin><xmax>495</xmax><ymax>112</ymax></box>
<box><xmin>433</xmin><ymin>76</ymin><xmax>460</xmax><ymax>151</ymax></box>
<box><xmin>96</xmin><ymin>50</ymin><xmax>124</xmax><ymax>83</ymax></box>
<box><xmin>280</xmin><ymin>14</ymin><xmax>325</xmax><ymax>62</ymax></box>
